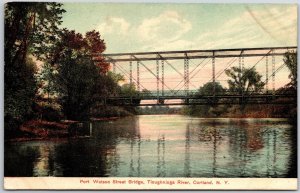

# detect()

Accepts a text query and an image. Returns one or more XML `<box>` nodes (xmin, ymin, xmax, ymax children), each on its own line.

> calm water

<box><xmin>5</xmin><ymin>115</ymin><xmax>297</xmax><ymax>177</ymax></box>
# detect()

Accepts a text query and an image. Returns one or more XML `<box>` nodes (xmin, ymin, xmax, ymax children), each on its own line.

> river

<box><xmin>4</xmin><ymin>115</ymin><xmax>297</xmax><ymax>177</ymax></box>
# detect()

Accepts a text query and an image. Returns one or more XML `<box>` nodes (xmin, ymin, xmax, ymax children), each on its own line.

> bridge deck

<box><xmin>104</xmin><ymin>93</ymin><xmax>296</xmax><ymax>106</ymax></box>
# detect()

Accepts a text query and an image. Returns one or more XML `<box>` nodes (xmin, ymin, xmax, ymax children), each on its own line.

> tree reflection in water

<box><xmin>4</xmin><ymin>116</ymin><xmax>296</xmax><ymax>178</ymax></box>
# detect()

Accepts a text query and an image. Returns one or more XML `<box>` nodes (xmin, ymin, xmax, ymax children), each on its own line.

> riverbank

<box><xmin>182</xmin><ymin>103</ymin><xmax>297</xmax><ymax>120</ymax></box>
<box><xmin>5</xmin><ymin>116</ymin><xmax>127</xmax><ymax>142</ymax></box>
<box><xmin>6</xmin><ymin>120</ymin><xmax>74</xmax><ymax>142</ymax></box>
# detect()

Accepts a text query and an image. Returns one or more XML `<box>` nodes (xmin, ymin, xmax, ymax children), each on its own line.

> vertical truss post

<box><xmin>187</xmin><ymin>59</ymin><xmax>189</xmax><ymax>95</ymax></box>
<box><xmin>241</xmin><ymin>56</ymin><xmax>244</xmax><ymax>70</ymax></box>
<box><xmin>137</xmin><ymin>61</ymin><xmax>140</xmax><ymax>93</ymax></box>
<box><xmin>238</xmin><ymin>56</ymin><xmax>242</xmax><ymax>96</ymax></box>
<box><xmin>129</xmin><ymin>60</ymin><xmax>133</xmax><ymax>85</ymax></box>
<box><xmin>272</xmin><ymin>50</ymin><xmax>275</xmax><ymax>95</ymax></box>
<box><xmin>239</xmin><ymin>56</ymin><xmax>242</xmax><ymax>71</ymax></box>
<box><xmin>241</xmin><ymin>56</ymin><xmax>244</xmax><ymax>97</ymax></box>
<box><xmin>161</xmin><ymin>60</ymin><xmax>165</xmax><ymax>97</ymax></box>
<box><xmin>184</xmin><ymin>59</ymin><xmax>186</xmax><ymax>95</ymax></box>
<box><xmin>212</xmin><ymin>51</ymin><xmax>215</xmax><ymax>96</ymax></box>
<box><xmin>239</xmin><ymin>51</ymin><xmax>245</xmax><ymax>98</ymax></box>
<box><xmin>156</xmin><ymin>56</ymin><xmax>160</xmax><ymax>99</ymax></box>
<box><xmin>184</xmin><ymin>53</ymin><xmax>189</xmax><ymax>96</ymax></box>
<box><xmin>238</xmin><ymin>52</ymin><xmax>244</xmax><ymax>97</ymax></box>
<box><xmin>266</xmin><ymin>55</ymin><xmax>269</xmax><ymax>93</ymax></box>
<box><xmin>113</xmin><ymin>63</ymin><xmax>116</xmax><ymax>73</ymax></box>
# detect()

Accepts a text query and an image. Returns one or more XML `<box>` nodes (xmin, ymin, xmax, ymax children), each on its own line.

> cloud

<box><xmin>98</xmin><ymin>5</ymin><xmax>296</xmax><ymax>54</ymax></box>
<box><xmin>137</xmin><ymin>10</ymin><xmax>192</xmax><ymax>43</ymax></box>
<box><xmin>194</xmin><ymin>5</ymin><xmax>297</xmax><ymax>50</ymax></box>
<box><xmin>98</xmin><ymin>17</ymin><xmax>130</xmax><ymax>36</ymax></box>
<box><xmin>141</xmin><ymin>5</ymin><xmax>297</xmax><ymax>52</ymax></box>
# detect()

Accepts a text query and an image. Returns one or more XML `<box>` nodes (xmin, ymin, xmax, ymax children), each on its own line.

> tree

<box><xmin>184</xmin><ymin>82</ymin><xmax>227</xmax><ymax>117</ymax></box>
<box><xmin>141</xmin><ymin>89</ymin><xmax>152</xmax><ymax>97</ymax></box>
<box><xmin>225</xmin><ymin>67</ymin><xmax>265</xmax><ymax>112</ymax></box>
<box><xmin>38</xmin><ymin>62</ymin><xmax>57</xmax><ymax>103</ymax></box>
<box><xmin>225</xmin><ymin>67</ymin><xmax>265</xmax><ymax>95</ymax></box>
<box><xmin>120</xmin><ymin>83</ymin><xmax>139</xmax><ymax>96</ymax></box>
<box><xmin>5</xmin><ymin>2</ymin><xmax>65</xmax><ymax>67</ymax></box>
<box><xmin>198</xmin><ymin>82</ymin><xmax>225</xmax><ymax>95</ymax></box>
<box><xmin>41</xmin><ymin>29</ymin><xmax>119</xmax><ymax>120</ymax></box>
<box><xmin>107</xmin><ymin>71</ymin><xmax>125</xmax><ymax>84</ymax></box>
<box><xmin>5</xmin><ymin>57</ymin><xmax>37</xmax><ymax>121</ymax></box>
<box><xmin>283</xmin><ymin>51</ymin><xmax>297</xmax><ymax>89</ymax></box>
<box><xmin>52</xmin><ymin>54</ymin><xmax>115</xmax><ymax>120</ymax></box>
<box><xmin>50</xmin><ymin>29</ymin><xmax>110</xmax><ymax>74</ymax></box>
<box><xmin>4</xmin><ymin>2</ymin><xmax>65</xmax><ymax>135</ymax></box>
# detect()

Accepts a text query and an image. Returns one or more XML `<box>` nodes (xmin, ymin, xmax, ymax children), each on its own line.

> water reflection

<box><xmin>33</xmin><ymin>145</ymin><xmax>51</xmax><ymax>176</ymax></box>
<box><xmin>5</xmin><ymin>116</ymin><xmax>297</xmax><ymax>178</ymax></box>
<box><xmin>157</xmin><ymin>135</ymin><xmax>166</xmax><ymax>177</ymax></box>
<box><xmin>184</xmin><ymin>125</ymin><xmax>191</xmax><ymax>177</ymax></box>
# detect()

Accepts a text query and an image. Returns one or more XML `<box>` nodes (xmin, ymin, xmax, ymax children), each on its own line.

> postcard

<box><xmin>4</xmin><ymin>2</ymin><xmax>297</xmax><ymax>190</ymax></box>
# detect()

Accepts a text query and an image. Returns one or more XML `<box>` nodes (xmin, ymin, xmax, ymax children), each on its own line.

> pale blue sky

<box><xmin>60</xmin><ymin>3</ymin><xmax>297</xmax><ymax>90</ymax></box>
<box><xmin>61</xmin><ymin>3</ymin><xmax>297</xmax><ymax>53</ymax></box>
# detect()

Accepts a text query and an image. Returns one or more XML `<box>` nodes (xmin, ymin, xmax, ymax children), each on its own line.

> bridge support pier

<box><xmin>158</xmin><ymin>98</ymin><xmax>164</xmax><ymax>105</ymax></box>
<box><xmin>185</xmin><ymin>98</ymin><xmax>189</xmax><ymax>104</ymax></box>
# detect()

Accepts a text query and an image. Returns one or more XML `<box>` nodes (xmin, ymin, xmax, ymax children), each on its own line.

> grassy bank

<box><xmin>182</xmin><ymin>104</ymin><xmax>297</xmax><ymax>120</ymax></box>
<box><xmin>6</xmin><ymin>105</ymin><xmax>135</xmax><ymax>142</ymax></box>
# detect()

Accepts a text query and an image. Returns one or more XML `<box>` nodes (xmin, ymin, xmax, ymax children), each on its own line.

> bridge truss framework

<box><xmin>93</xmin><ymin>46</ymin><xmax>297</xmax><ymax>106</ymax></box>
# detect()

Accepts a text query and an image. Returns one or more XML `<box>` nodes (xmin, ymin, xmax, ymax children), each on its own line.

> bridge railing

<box><xmin>104</xmin><ymin>92</ymin><xmax>296</xmax><ymax>106</ymax></box>
<box><xmin>109</xmin><ymin>89</ymin><xmax>296</xmax><ymax>99</ymax></box>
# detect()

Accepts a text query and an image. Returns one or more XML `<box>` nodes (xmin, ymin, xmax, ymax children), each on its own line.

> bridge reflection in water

<box><xmin>5</xmin><ymin>115</ymin><xmax>296</xmax><ymax>177</ymax></box>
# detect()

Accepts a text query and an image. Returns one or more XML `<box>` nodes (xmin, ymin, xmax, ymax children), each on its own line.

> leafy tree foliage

<box><xmin>141</xmin><ymin>89</ymin><xmax>152</xmax><ymax>96</ymax></box>
<box><xmin>185</xmin><ymin>82</ymin><xmax>227</xmax><ymax>117</ymax></box>
<box><xmin>41</xmin><ymin>29</ymin><xmax>118</xmax><ymax>120</ymax></box>
<box><xmin>107</xmin><ymin>71</ymin><xmax>125</xmax><ymax>84</ymax></box>
<box><xmin>197</xmin><ymin>82</ymin><xmax>225</xmax><ymax>95</ymax></box>
<box><xmin>5</xmin><ymin>2</ymin><xmax>65</xmax><ymax>66</ymax></box>
<box><xmin>283</xmin><ymin>51</ymin><xmax>297</xmax><ymax>89</ymax></box>
<box><xmin>225</xmin><ymin>67</ymin><xmax>265</xmax><ymax>94</ymax></box>
<box><xmin>37</xmin><ymin>62</ymin><xmax>56</xmax><ymax>102</ymax></box>
<box><xmin>50</xmin><ymin>29</ymin><xmax>110</xmax><ymax>73</ymax></box>
<box><xmin>53</xmin><ymin>55</ymin><xmax>105</xmax><ymax>120</ymax></box>
<box><xmin>4</xmin><ymin>2</ymin><xmax>65</xmax><ymax>134</ymax></box>
<box><xmin>5</xmin><ymin>57</ymin><xmax>37</xmax><ymax>120</ymax></box>
<box><xmin>120</xmin><ymin>83</ymin><xmax>139</xmax><ymax>96</ymax></box>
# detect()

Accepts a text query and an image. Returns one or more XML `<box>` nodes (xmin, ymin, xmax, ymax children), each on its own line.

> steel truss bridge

<box><xmin>93</xmin><ymin>46</ymin><xmax>297</xmax><ymax>106</ymax></box>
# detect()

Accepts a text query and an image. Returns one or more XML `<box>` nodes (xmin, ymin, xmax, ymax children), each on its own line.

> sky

<box><xmin>60</xmin><ymin>3</ymin><xmax>297</xmax><ymax>92</ymax></box>
<box><xmin>61</xmin><ymin>3</ymin><xmax>297</xmax><ymax>53</ymax></box>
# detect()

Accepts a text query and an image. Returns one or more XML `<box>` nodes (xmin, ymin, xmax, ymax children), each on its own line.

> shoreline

<box><xmin>5</xmin><ymin>116</ymin><xmax>124</xmax><ymax>143</ymax></box>
<box><xmin>5</xmin><ymin>114</ymin><xmax>296</xmax><ymax>143</ymax></box>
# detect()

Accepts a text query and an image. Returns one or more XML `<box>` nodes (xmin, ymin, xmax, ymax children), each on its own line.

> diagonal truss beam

<box><xmin>112</xmin><ymin>60</ymin><xmax>148</xmax><ymax>92</ymax></box>
<box><xmin>131</xmin><ymin>55</ymin><xmax>174</xmax><ymax>92</ymax></box>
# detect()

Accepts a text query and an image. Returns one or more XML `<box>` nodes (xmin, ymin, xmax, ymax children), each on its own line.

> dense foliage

<box><xmin>39</xmin><ymin>29</ymin><xmax>120</xmax><ymax>120</ymax></box>
<box><xmin>4</xmin><ymin>3</ymin><xmax>129</xmax><ymax>138</ymax></box>
<box><xmin>5</xmin><ymin>2</ymin><xmax>65</xmax><ymax>135</ymax></box>
<box><xmin>225</xmin><ymin>67</ymin><xmax>265</xmax><ymax>94</ymax></box>
<box><xmin>183</xmin><ymin>82</ymin><xmax>227</xmax><ymax>117</ymax></box>
<box><xmin>283</xmin><ymin>51</ymin><xmax>297</xmax><ymax>90</ymax></box>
